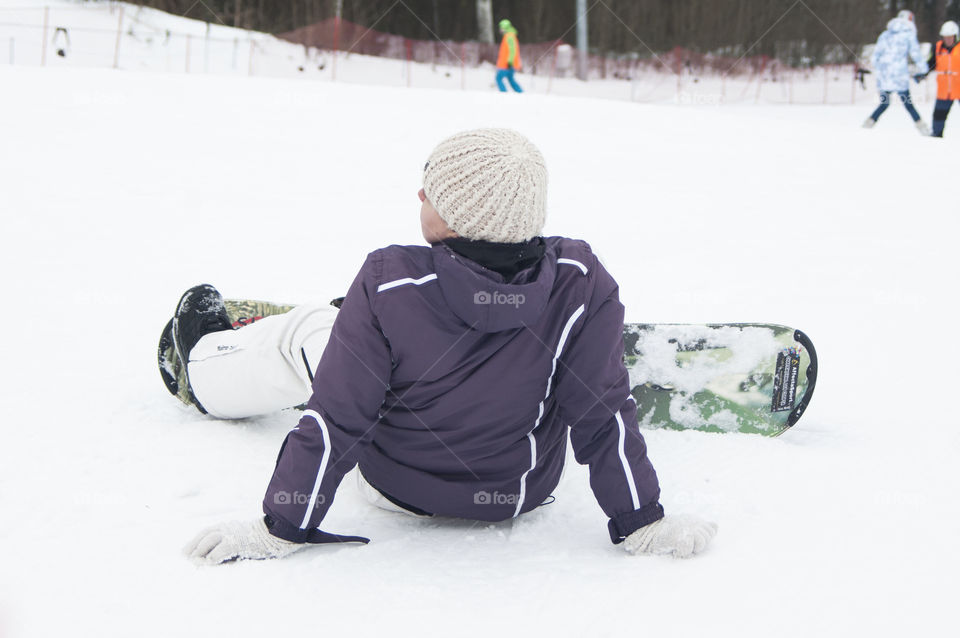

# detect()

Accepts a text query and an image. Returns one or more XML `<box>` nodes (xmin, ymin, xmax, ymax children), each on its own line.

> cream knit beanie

<box><xmin>422</xmin><ymin>128</ymin><xmax>547</xmax><ymax>243</ymax></box>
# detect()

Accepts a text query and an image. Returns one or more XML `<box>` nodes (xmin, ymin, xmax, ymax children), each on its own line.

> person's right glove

<box><xmin>184</xmin><ymin>517</ymin><xmax>304</xmax><ymax>565</ymax></box>
<box><xmin>624</xmin><ymin>514</ymin><xmax>717</xmax><ymax>559</ymax></box>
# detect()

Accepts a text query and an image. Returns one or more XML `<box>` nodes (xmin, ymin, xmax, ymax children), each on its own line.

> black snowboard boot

<box><xmin>158</xmin><ymin>318</ymin><xmax>180</xmax><ymax>397</ymax></box>
<box><xmin>170</xmin><ymin>284</ymin><xmax>234</xmax><ymax>414</ymax></box>
<box><xmin>158</xmin><ymin>316</ymin><xmax>200</xmax><ymax>410</ymax></box>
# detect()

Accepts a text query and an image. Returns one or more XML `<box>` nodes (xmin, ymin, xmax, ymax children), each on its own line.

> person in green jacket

<box><xmin>496</xmin><ymin>19</ymin><xmax>523</xmax><ymax>92</ymax></box>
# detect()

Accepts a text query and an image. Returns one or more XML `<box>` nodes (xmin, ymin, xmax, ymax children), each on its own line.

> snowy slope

<box><xmin>0</xmin><ymin>0</ymin><xmax>930</xmax><ymax>105</ymax></box>
<box><xmin>1</xmin><ymin>59</ymin><xmax>958</xmax><ymax>637</ymax></box>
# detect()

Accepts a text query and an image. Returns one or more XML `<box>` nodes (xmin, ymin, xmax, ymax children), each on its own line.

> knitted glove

<box><xmin>184</xmin><ymin>517</ymin><xmax>303</xmax><ymax>565</ymax></box>
<box><xmin>624</xmin><ymin>514</ymin><xmax>717</xmax><ymax>559</ymax></box>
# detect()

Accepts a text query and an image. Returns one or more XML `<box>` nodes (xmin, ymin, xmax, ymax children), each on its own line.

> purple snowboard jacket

<box><xmin>262</xmin><ymin>237</ymin><xmax>664</xmax><ymax>544</ymax></box>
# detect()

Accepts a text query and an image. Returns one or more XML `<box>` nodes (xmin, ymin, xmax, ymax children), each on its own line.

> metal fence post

<box><xmin>405</xmin><ymin>38</ymin><xmax>412</xmax><ymax>87</ymax></box>
<box><xmin>204</xmin><ymin>22</ymin><xmax>210</xmax><ymax>73</ymax></box>
<box><xmin>41</xmin><ymin>6</ymin><xmax>49</xmax><ymax>66</ymax></box>
<box><xmin>113</xmin><ymin>6</ymin><xmax>124</xmax><ymax>69</ymax></box>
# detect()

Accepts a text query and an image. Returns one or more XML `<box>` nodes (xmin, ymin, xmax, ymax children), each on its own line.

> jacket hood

<box><xmin>431</xmin><ymin>242</ymin><xmax>555</xmax><ymax>333</ymax></box>
<box><xmin>887</xmin><ymin>17</ymin><xmax>916</xmax><ymax>34</ymax></box>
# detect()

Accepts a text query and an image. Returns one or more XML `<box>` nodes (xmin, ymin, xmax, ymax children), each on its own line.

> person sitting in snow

<box><xmin>863</xmin><ymin>10</ymin><xmax>932</xmax><ymax>135</ymax></box>
<box><xmin>166</xmin><ymin>129</ymin><xmax>717</xmax><ymax>564</ymax></box>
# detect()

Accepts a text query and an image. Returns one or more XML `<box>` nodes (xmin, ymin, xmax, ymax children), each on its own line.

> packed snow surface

<box><xmin>1</xmin><ymin>12</ymin><xmax>959</xmax><ymax>638</ymax></box>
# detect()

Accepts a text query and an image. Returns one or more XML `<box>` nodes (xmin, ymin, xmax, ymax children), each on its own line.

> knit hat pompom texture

<box><xmin>423</xmin><ymin>129</ymin><xmax>547</xmax><ymax>244</ymax></box>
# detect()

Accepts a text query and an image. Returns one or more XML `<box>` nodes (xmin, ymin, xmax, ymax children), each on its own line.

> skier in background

<box><xmin>496</xmin><ymin>19</ymin><xmax>523</xmax><ymax>92</ymax></box>
<box><xmin>168</xmin><ymin>129</ymin><xmax>717</xmax><ymax>565</ymax></box>
<box><xmin>923</xmin><ymin>20</ymin><xmax>960</xmax><ymax>137</ymax></box>
<box><xmin>863</xmin><ymin>10</ymin><xmax>931</xmax><ymax>135</ymax></box>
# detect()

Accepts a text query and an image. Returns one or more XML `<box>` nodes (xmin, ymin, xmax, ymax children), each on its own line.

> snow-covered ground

<box><xmin>2</xmin><ymin>10</ymin><xmax>959</xmax><ymax>638</ymax></box>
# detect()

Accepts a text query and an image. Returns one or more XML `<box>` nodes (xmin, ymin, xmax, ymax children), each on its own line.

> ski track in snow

<box><xmin>1</xmin><ymin>7</ymin><xmax>959</xmax><ymax>638</ymax></box>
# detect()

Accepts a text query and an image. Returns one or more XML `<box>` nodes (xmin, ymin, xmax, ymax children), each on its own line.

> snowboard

<box><xmin>160</xmin><ymin>299</ymin><xmax>817</xmax><ymax>436</ymax></box>
<box><xmin>624</xmin><ymin>323</ymin><xmax>816</xmax><ymax>437</ymax></box>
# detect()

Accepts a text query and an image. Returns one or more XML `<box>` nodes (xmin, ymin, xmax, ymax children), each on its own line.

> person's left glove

<box><xmin>184</xmin><ymin>517</ymin><xmax>304</xmax><ymax>565</ymax></box>
<box><xmin>623</xmin><ymin>514</ymin><xmax>717</xmax><ymax>559</ymax></box>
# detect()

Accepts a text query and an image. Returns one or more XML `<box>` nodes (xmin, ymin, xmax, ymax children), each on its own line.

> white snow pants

<box><xmin>186</xmin><ymin>304</ymin><xmax>339</xmax><ymax>419</ymax></box>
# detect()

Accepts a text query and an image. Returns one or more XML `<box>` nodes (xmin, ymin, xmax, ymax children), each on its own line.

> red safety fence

<box><xmin>279</xmin><ymin>18</ymin><xmax>775</xmax><ymax>81</ymax></box>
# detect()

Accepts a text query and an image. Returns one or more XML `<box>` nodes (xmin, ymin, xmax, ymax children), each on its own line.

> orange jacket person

<box><xmin>496</xmin><ymin>19</ymin><xmax>523</xmax><ymax>93</ymax></box>
<box><xmin>928</xmin><ymin>21</ymin><xmax>960</xmax><ymax>137</ymax></box>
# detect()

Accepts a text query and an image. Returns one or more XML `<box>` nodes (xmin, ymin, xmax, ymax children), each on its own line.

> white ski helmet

<box><xmin>941</xmin><ymin>20</ymin><xmax>960</xmax><ymax>37</ymax></box>
<box><xmin>898</xmin><ymin>9</ymin><xmax>914</xmax><ymax>22</ymax></box>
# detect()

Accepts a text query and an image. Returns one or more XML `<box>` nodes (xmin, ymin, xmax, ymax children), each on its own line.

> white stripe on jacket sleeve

<box><xmin>377</xmin><ymin>273</ymin><xmax>438</xmax><ymax>293</ymax></box>
<box><xmin>557</xmin><ymin>258</ymin><xmax>588</xmax><ymax>275</ymax></box>
<box><xmin>615</xmin><ymin>406</ymin><xmax>641</xmax><ymax>510</ymax></box>
<box><xmin>299</xmin><ymin>409</ymin><xmax>333</xmax><ymax>529</ymax></box>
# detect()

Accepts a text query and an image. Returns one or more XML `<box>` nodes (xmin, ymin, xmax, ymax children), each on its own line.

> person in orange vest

<box><xmin>926</xmin><ymin>20</ymin><xmax>960</xmax><ymax>137</ymax></box>
<box><xmin>496</xmin><ymin>19</ymin><xmax>523</xmax><ymax>93</ymax></box>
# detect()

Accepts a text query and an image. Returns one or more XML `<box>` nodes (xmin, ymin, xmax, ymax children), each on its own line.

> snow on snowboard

<box><xmin>624</xmin><ymin>323</ymin><xmax>816</xmax><ymax>436</ymax></box>
<box><xmin>160</xmin><ymin>299</ymin><xmax>817</xmax><ymax>436</ymax></box>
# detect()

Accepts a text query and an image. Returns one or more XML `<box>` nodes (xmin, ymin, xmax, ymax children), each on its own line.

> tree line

<box><xmin>124</xmin><ymin>0</ymin><xmax>960</xmax><ymax>64</ymax></box>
